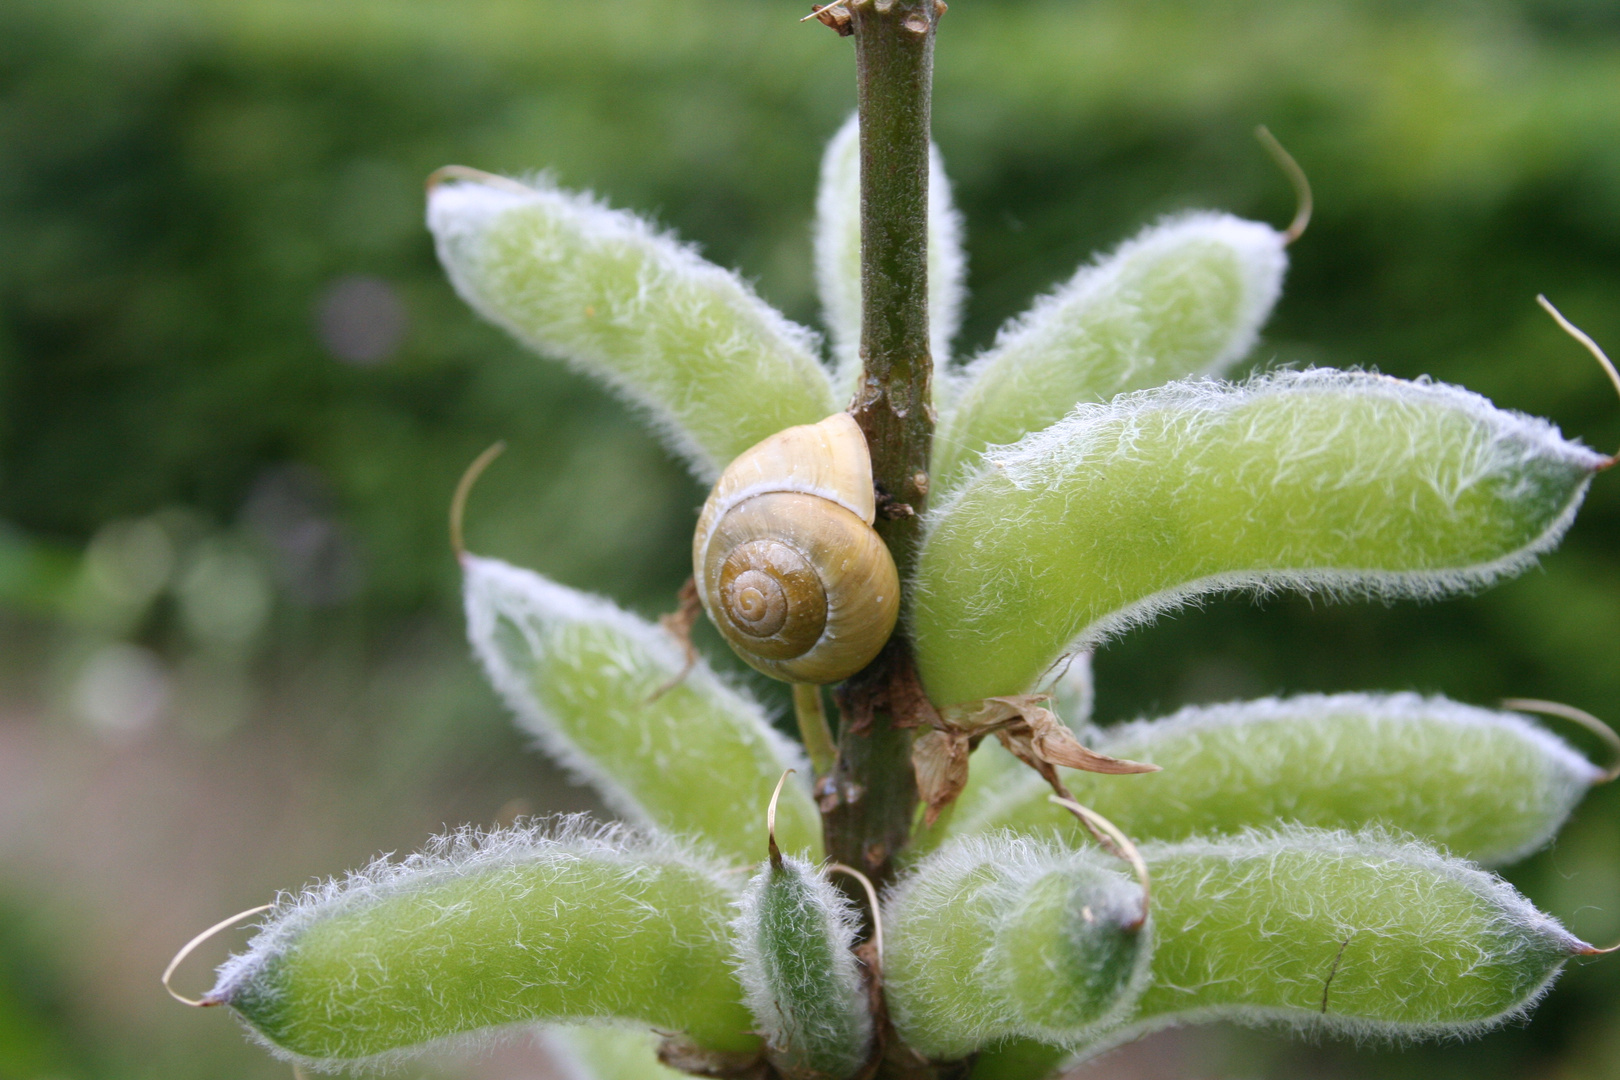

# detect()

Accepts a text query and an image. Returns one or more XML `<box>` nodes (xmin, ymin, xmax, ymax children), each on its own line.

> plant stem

<box><xmin>823</xmin><ymin>0</ymin><xmax>938</xmax><ymax>904</ymax></box>
<box><xmin>793</xmin><ymin>683</ymin><xmax>837</xmax><ymax>777</ymax></box>
<box><xmin>848</xmin><ymin>0</ymin><xmax>937</xmax><ymax>575</ymax></box>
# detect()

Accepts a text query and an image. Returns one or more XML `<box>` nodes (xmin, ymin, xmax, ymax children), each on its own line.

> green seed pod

<box><xmin>964</xmin><ymin>1037</ymin><xmax>1068</xmax><ymax>1080</ymax></box>
<box><xmin>733</xmin><ymin>855</ymin><xmax>873</xmax><ymax>1079</ymax></box>
<box><xmin>428</xmin><ymin>173</ymin><xmax>835</xmax><ymax>479</ymax></box>
<box><xmin>545</xmin><ymin>1024</ymin><xmax>691</xmax><ymax>1080</ymax></box>
<box><xmin>1047</xmin><ymin>650</ymin><xmax>1095</xmax><ymax>731</ymax></box>
<box><xmin>209</xmin><ymin>821</ymin><xmax>757</xmax><ymax>1071</ymax></box>
<box><xmin>947</xmin><ymin>693</ymin><xmax>1602</xmax><ymax>866</ymax></box>
<box><xmin>464</xmin><ymin>555</ymin><xmax>821</xmax><ymax>863</ymax></box>
<box><xmin>883</xmin><ymin>835</ymin><xmax>1151</xmax><ymax>1059</ymax></box>
<box><xmin>815</xmin><ymin>114</ymin><xmax>966</xmax><ymax>402</ymax></box>
<box><xmin>932</xmin><ymin>212</ymin><xmax>1287</xmax><ymax>491</ymax></box>
<box><xmin>1106</xmin><ymin>829</ymin><xmax>1588</xmax><ymax>1051</ymax></box>
<box><xmin>914</xmin><ymin>371</ymin><xmax>1607</xmax><ymax>708</ymax></box>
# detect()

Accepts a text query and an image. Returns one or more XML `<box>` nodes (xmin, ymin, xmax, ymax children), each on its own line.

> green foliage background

<box><xmin>0</xmin><ymin>0</ymin><xmax>1616</xmax><ymax>1077</ymax></box>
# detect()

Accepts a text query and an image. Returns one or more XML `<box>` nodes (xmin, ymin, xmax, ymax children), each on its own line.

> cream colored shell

<box><xmin>693</xmin><ymin>413</ymin><xmax>901</xmax><ymax>684</ymax></box>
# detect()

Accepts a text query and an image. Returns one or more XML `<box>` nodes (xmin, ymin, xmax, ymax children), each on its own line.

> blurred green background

<box><xmin>0</xmin><ymin>0</ymin><xmax>1617</xmax><ymax>1077</ymax></box>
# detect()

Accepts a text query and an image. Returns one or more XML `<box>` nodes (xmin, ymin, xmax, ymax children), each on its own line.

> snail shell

<box><xmin>693</xmin><ymin>413</ymin><xmax>901</xmax><ymax>684</ymax></box>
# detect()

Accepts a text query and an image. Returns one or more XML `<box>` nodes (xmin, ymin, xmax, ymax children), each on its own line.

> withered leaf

<box><xmin>912</xmin><ymin>728</ymin><xmax>971</xmax><ymax>826</ymax></box>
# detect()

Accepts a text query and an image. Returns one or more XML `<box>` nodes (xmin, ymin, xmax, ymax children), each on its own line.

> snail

<box><xmin>693</xmin><ymin>412</ymin><xmax>901</xmax><ymax>684</ymax></box>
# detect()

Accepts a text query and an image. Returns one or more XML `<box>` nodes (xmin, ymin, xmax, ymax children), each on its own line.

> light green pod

<box><xmin>733</xmin><ymin>856</ymin><xmax>872</xmax><ymax>1079</ymax></box>
<box><xmin>545</xmin><ymin>1025</ymin><xmax>691</xmax><ymax>1080</ymax></box>
<box><xmin>210</xmin><ymin>822</ymin><xmax>757</xmax><ymax>1070</ymax></box>
<box><xmin>464</xmin><ymin>555</ymin><xmax>821</xmax><ymax>863</ymax></box>
<box><xmin>932</xmin><ymin>213</ymin><xmax>1286</xmax><ymax>491</ymax></box>
<box><xmin>883</xmin><ymin>835</ymin><xmax>1150</xmax><ymax>1059</ymax></box>
<box><xmin>1046</xmin><ymin>650</ymin><xmax>1095</xmax><ymax>731</ymax></box>
<box><xmin>971</xmin><ymin>827</ymin><xmax>1588</xmax><ymax>1075</ymax></box>
<box><xmin>964</xmin><ymin>1037</ymin><xmax>1068</xmax><ymax>1080</ymax></box>
<box><xmin>913</xmin><ymin>370</ymin><xmax>1606</xmax><ymax>707</ymax></box>
<box><xmin>947</xmin><ymin>694</ymin><xmax>1602</xmax><ymax>866</ymax></box>
<box><xmin>428</xmin><ymin>174</ymin><xmax>835</xmax><ymax>479</ymax></box>
<box><xmin>814</xmin><ymin>114</ymin><xmax>966</xmax><ymax>402</ymax></box>
<box><xmin>1096</xmin><ymin>829</ymin><xmax>1588</xmax><ymax>1050</ymax></box>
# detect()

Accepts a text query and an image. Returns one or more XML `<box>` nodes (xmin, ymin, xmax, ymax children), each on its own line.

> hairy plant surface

<box><xmin>943</xmin><ymin>693</ymin><xmax>1602</xmax><ymax>865</ymax></box>
<box><xmin>192</xmin><ymin>4</ymin><xmax>1615</xmax><ymax>1078</ymax></box>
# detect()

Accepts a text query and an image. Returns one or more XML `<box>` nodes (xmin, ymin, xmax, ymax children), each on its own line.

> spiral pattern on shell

<box><xmin>693</xmin><ymin>414</ymin><xmax>901</xmax><ymax>684</ymax></box>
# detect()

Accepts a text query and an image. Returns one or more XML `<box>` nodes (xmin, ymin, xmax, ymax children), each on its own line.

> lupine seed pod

<box><xmin>693</xmin><ymin>413</ymin><xmax>900</xmax><ymax>684</ymax></box>
<box><xmin>883</xmin><ymin>835</ymin><xmax>1151</xmax><ymax>1059</ymax></box>
<box><xmin>428</xmin><ymin>172</ymin><xmax>836</xmax><ymax>480</ymax></box>
<box><xmin>932</xmin><ymin>212</ymin><xmax>1286</xmax><ymax>491</ymax></box>
<box><xmin>914</xmin><ymin>370</ymin><xmax>1608</xmax><ymax>707</ymax></box>
<box><xmin>545</xmin><ymin>1025</ymin><xmax>692</xmax><ymax>1080</ymax></box>
<box><xmin>1091</xmin><ymin>828</ymin><xmax>1590</xmax><ymax>1053</ymax></box>
<box><xmin>815</xmin><ymin>114</ymin><xmax>966</xmax><ymax>403</ymax></box>
<box><xmin>962</xmin><ymin>827</ymin><xmax>1591</xmax><ymax>1077</ymax></box>
<box><xmin>732</xmin><ymin>855</ymin><xmax>873</xmax><ymax>1080</ymax></box>
<box><xmin>208</xmin><ymin>821</ymin><xmax>756</xmax><ymax>1071</ymax></box>
<box><xmin>945</xmin><ymin>693</ymin><xmax>1603</xmax><ymax>866</ymax></box>
<box><xmin>463</xmin><ymin>555</ymin><xmax>820</xmax><ymax>863</ymax></box>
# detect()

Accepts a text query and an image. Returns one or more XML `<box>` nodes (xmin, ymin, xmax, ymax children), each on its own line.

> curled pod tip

<box><xmin>694</xmin><ymin>413</ymin><xmax>900</xmax><ymax>684</ymax></box>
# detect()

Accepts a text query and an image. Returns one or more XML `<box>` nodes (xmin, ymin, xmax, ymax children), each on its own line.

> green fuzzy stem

<box><xmin>882</xmin><ymin>836</ymin><xmax>1150</xmax><ymax>1059</ymax></box>
<box><xmin>914</xmin><ymin>370</ymin><xmax>1605</xmax><ymax>707</ymax></box>
<box><xmin>211</xmin><ymin>823</ymin><xmax>757</xmax><ymax>1069</ymax></box>
<box><xmin>734</xmin><ymin>857</ymin><xmax>873</xmax><ymax>1079</ymax></box>
<box><xmin>942</xmin><ymin>694</ymin><xmax>1601</xmax><ymax>866</ymax></box>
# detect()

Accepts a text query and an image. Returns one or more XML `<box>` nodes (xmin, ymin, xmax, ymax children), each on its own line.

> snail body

<box><xmin>694</xmin><ymin>413</ymin><xmax>900</xmax><ymax>684</ymax></box>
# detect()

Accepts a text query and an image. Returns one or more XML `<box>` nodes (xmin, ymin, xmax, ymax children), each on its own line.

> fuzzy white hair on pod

<box><xmin>921</xmin><ymin>368</ymin><xmax>1605</xmax><ymax>680</ymax></box>
<box><xmin>731</xmin><ymin>855</ymin><xmax>871</xmax><ymax>1076</ymax></box>
<box><xmin>932</xmin><ymin>210</ymin><xmax>1288</xmax><ymax>490</ymax></box>
<box><xmin>815</xmin><ymin>114</ymin><xmax>967</xmax><ymax>403</ymax></box>
<box><xmin>428</xmin><ymin>174</ymin><xmax>832</xmax><ymax>481</ymax></box>
<box><xmin>882</xmin><ymin>833</ymin><xmax>1152</xmax><ymax>1056</ymax></box>
<box><xmin>462</xmin><ymin>554</ymin><xmax>809</xmax><ymax>848</ymax></box>
<box><xmin>1071</xmin><ymin>825</ymin><xmax>1587</xmax><ymax>1061</ymax></box>
<box><xmin>211</xmin><ymin>816</ymin><xmax>736</xmax><ymax>1075</ymax></box>
<box><xmin>960</xmin><ymin>210</ymin><xmax>1284</xmax><ymax>388</ymax></box>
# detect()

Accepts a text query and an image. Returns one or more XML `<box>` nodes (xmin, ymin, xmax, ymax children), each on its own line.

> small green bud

<box><xmin>734</xmin><ymin>856</ymin><xmax>872</xmax><ymax>1079</ymax></box>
